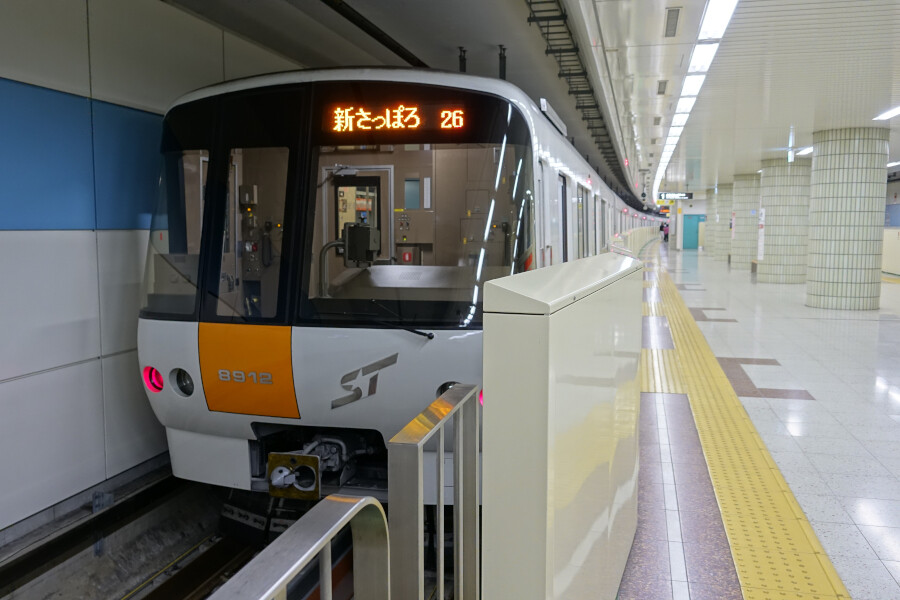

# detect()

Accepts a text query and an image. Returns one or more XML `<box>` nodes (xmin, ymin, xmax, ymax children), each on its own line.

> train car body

<box><xmin>137</xmin><ymin>68</ymin><xmax>644</xmax><ymax>496</ymax></box>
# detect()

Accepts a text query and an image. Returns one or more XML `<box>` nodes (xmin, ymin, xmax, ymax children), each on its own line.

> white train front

<box><xmin>137</xmin><ymin>68</ymin><xmax>647</xmax><ymax>497</ymax></box>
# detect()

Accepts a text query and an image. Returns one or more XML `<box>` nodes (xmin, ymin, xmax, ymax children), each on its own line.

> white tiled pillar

<box><xmin>806</xmin><ymin>127</ymin><xmax>889</xmax><ymax>310</ymax></box>
<box><xmin>714</xmin><ymin>184</ymin><xmax>733</xmax><ymax>261</ymax></box>
<box><xmin>705</xmin><ymin>188</ymin><xmax>717</xmax><ymax>256</ymax></box>
<box><xmin>730</xmin><ymin>175</ymin><xmax>760</xmax><ymax>270</ymax></box>
<box><xmin>757</xmin><ymin>158</ymin><xmax>811</xmax><ymax>283</ymax></box>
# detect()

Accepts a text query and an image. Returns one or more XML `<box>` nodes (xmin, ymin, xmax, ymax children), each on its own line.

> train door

<box><xmin>332</xmin><ymin>175</ymin><xmax>381</xmax><ymax>239</ymax></box>
<box><xmin>313</xmin><ymin>165</ymin><xmax>392</xmax><ymax>293</ymax></box>
<box><xmin>558</xmin><ymin>175</ymin><xmax>568</xmax><ymax>262</ymax></box>
<box><xmin>600</xmin><ymin>197</ymin><xmax>607</xmax><ymax>249</ymax></box>
<box><xmin>593</xmin><ymin>194</ymin><xmax>600</xmax><ymax>253</ymax></box>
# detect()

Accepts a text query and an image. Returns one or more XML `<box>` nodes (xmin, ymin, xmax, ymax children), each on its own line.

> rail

<box><xmin>206</xmin><ymin>495</ymin><xmax>389</xmax><ymax>600</ymax></box>
<box><xmin>389</xmin><ymin>383</ymin><xmax>481</xmax><ymax>600</ymax></box>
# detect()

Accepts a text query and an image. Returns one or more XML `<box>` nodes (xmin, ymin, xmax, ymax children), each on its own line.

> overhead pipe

<box><xmin>319</xmin><ymin>0</ymin><xmax>428</xmax><ymax>68</ymax></box>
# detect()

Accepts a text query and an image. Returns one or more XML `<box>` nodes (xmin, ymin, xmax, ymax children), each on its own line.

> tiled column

<box><xmin>705</xmin><ymin>188</ymin><xmax>717</xmax><ymax>255</ymax></box>
<box><xmin>806</xmin><ymin>127</ymin><xmax>889</xmax><ymax>310</ymax></box>
<box><xmin>730</xmin><ymin>174</ymin><xmax>761</xmax><ymax>270</ymax></box>
<box><xmin>713</xmin><ymin>184</ymin><xmax>733</xmax><ymax>261</ymax></box>
<box><xmin>757</xmin><ymin>158</ymin><xmax>811</xmax><ymax>283</ymax></box>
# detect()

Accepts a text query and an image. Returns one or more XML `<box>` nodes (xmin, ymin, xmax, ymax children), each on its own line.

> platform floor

<box><xmin>617</xmin><ymin>240</ymin><xmax>900</xmax><ymax>600</ymax></box>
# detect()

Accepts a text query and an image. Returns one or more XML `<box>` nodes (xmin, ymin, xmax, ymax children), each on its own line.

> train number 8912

<box><xmin>218</xmin><ymin>370</ymin><xmax>273</xmax><ymax>384</ymax></box>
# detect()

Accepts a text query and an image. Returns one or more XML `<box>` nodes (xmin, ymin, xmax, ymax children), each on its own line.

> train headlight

<box><xmin>142</xmin><ymin>366</ymin><xmax>164</xmax><ymax>393</ymax></box>
<box><xmin>172</xmin><ymin>369</ymin><xmax>195</xmax><ymax>397</ymax></box>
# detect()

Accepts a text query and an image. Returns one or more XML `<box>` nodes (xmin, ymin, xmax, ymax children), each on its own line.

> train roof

<box><xmin>168</xmin><ymin>67</ymin><xmax>540</xmax><ymax>115</ymax></box>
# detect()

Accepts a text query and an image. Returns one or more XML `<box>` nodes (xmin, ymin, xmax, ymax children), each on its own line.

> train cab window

<box><xmin>300</xmin><ymin>82</ymin><xmax>534</xmax><ymax>328</ymax></box>
<box><xmin>141</xmin><ymin>98</ymin><xmax>215</xmax><ymax>318</ymax></box>
<box><xmin>214</xmin><ymin>147</ymin><xmax>289</xmax><ymax>319</ymax></box>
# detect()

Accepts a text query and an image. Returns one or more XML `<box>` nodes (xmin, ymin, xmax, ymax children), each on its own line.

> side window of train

<box><xmin>215</xmin><ymin>146</ymin><xmax>290</xmax><ymax>319</ymax></box>
<box><xmin>558</xmin><ymin>175</ymin><xmax>568</xmax><ymax>262</ymax></box>
<box><xmin>575</xmin><ymin>184</ymin><xmax>588</xmax><ymax>258</ymax></box>
<box><xmin>143</xmin><ymin>149</ymin><xmax>209</xmax><ymax>315</ymax></box>
<box><xmin>141</xmin><ymin>97</ymin><xmax>217</xmax><ymax>318</ymax></box>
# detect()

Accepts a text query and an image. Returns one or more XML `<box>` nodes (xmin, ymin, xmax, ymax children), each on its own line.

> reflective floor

<box><xmin>632</xmin><ymin>241</ymin><xmax>900</xmax><ymax>599</ymax></box>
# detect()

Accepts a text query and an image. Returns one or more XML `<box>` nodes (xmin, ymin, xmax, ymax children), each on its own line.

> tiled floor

<box><xmin>663</xmin><ymin>245</ymin><xmax>900</xmax><ymax>600</ymax></box>
<box><xmin>617</xmin><ymin>392</ymin><xmax>742</xmax><ymax>600</ymax></box>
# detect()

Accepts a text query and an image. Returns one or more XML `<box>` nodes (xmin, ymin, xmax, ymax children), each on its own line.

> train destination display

<box><xmin>330</xmin><ymin>105</ymin><xmax>465</xmax><ymax>132</ymax></box>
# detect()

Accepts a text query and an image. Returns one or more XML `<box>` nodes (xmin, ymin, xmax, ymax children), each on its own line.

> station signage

<box><xmin>657</xmin><ymin>192</ymin><xmax>693</xmax><ymax>201</ymax></box>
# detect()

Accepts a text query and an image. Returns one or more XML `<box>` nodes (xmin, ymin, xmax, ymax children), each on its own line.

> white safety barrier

<box><xmin>482</xmin><ymin>250</ymin><xmax>643</xmax><ymax>599</ymax></box>
<box><xmin>616</xmin><ymin>226</ymin><xmax>659</xmax><ymax>255</ymax></box>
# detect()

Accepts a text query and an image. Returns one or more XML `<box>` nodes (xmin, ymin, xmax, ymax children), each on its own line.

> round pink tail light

<box><xmin>143</xmin><ymin>366</ymin><xmax>164</xmax><ymax>393</ymax></box>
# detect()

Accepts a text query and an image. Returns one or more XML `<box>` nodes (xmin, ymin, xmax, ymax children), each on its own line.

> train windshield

<box><xmin>140</xmin><ymin>79</ymin><xmax>534</xmax><ymax>328</ymax></box>
<box><xmin>302</xmin><ymin>82</ymin><xmax>534</xmax><ymax>328</ymax></box>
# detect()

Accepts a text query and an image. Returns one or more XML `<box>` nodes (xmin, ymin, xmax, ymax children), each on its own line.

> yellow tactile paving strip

<box><xmin>639</xmin><ymin>243</ymin><xmax>851</xmax><ymax>600</ymax></box>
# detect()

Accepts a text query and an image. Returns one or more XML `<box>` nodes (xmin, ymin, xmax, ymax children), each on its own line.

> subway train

<box><xmin>137</xmin><ymin>67</ymin><xmax>653</xmax><ymax>498</ymax></box>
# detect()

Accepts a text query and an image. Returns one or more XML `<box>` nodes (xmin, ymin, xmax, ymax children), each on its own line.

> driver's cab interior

<box><xmin>311</xmin><ymin>142</ymin><xmax>532</xmax><ymax>304</ymax></box>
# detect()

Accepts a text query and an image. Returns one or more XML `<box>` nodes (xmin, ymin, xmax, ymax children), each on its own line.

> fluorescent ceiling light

<box><xmin>676</xmin><ymin>97</ymin><xmax>696</xmax><ymax>113</ymax></box>
<box><xmin>669</xmin><ymin>126</ymin><xmax>684</xmax><ymax>138</ymax></box>
<box><xmin>797</xmin><ymin>146</ymin><xmax>813</xmax><ymax>156</ymax></box>
<box><xmin>888</xmin><ymin>161</ymin><xmax>900</xmax><ymax>168</ymax></box>
<box><xmin>671</xmin><ymin>113</ymin><xmax>689</xmax><ymax>127</ymax></box>
<box><xmin>688</xmin><ymin>43</ymin><xmax>719</xmax><ymax>73</ymax></box>
<box><xmin>698</xmin><ymin>0</ymin><xmax>739</xmax><ymax>41</ymax></box>
<box><xmin>681</xmin><ymin>75</ymin><xmax>706</xmax><ymax>97</ymax></box>
<box><xmin>873</xmin><ymin>106</ymin><xmax>900</xmax><ymax>121</ymax></box>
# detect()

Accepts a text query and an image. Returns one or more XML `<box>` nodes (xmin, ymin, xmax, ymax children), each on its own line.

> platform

<box><xmin>617</xmin><ymin>240</ymin><xmax>900</xmax><ymax>600</ymax></box>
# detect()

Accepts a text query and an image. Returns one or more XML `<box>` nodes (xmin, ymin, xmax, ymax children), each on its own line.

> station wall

<box><xmin>0</xmin><ymin>0</ymin><xmax>301</xmax><ymax>530</ymax></box>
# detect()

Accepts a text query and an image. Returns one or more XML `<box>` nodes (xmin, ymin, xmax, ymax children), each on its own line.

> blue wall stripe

<box><xmin>0</xmin><ymin>78</ymin><xmax>96</xmax><ymax>230</ymax></box>
<box><xmin>92</xmin><ymin>101</ymin><xmax>162</xmax><ymax>230</ymax></box>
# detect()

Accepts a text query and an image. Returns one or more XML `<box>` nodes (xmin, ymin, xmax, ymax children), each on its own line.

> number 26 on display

<box><xmin>440</xmin><ymin>109</ymin><xmax>464</xmax><ymax>129</ymax></box>
<box><xmin>218</xmin><ymin>370</ymin><xmax>273</xmax><ymax>384</ymax></box>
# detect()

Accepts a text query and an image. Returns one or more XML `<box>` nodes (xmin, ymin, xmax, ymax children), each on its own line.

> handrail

<box><xmin>207</xmin><ymin>495</ymin><xmax>389</xmax><ymax>600</ymax></box>
<box><xmin>388</xmin><ymin>383</ymin><xmax>481</xmax><ymax>600</ymax></box>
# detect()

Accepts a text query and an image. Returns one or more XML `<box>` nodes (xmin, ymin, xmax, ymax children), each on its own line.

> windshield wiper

<box><xmin>315</xmin><ymin>305</ymin><xmax>435</xmax><ymax>340</ymax></box>
<box><xmin>367</xmin><ymin>299</ymin><xmax>435</xmax><ymax>339</ymax></box>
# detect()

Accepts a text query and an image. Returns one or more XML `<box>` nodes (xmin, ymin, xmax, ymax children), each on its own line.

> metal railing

<box><xmin>388</xmin><ymin>383</ymin><xmax>481</xmax><ymax>600</ymax></box>
<box><xmin>207</xmin><ymin>495</ymin><xmax>389</xmax><ymax>600</ymax></box>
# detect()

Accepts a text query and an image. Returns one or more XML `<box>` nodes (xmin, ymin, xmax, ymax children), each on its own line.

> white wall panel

<box><xmin>0</xmin><ymin>0</ymin><xmax>90</xmax><ymax>97</ymax></box>
<box><xmin>0</xmin><ymin>361</ymin><xmax>106</xmax><ymax>530</ymax></box>
<box><xmin>102</xmin><ymin>351</ymin><xmax>166</xmax><ymax>478</ymax></box>
<box><xmin>88</xmin><ymin>0</ymin><xmax>223</xmax><ymax>113</ymax></box>
<box><xmin>0</xmin><ymin>231</ymin><xmax>100</xmax><ymax>382</ymax></box>
<box><xmin>223</xmin><ymin>32</ymin><xmax>302</xmax><ymax>81</ymax></box>
<box><xmin>98</xmin><ymin>230</ymin><xmax>148</xmax><ymax>355</ymax></box>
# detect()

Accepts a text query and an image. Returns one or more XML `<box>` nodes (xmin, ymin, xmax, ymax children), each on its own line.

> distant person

<box><xmin>659</xmin><ymin>223</ymin><xmax>665</xmax><ymax>240</ymax></box>
<box><xmin>663</xmin><ymin>223</ymin><xmax>669</xmax><ymax>242</ymax></box>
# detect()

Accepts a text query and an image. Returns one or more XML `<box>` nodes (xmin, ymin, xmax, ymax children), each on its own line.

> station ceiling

<box><xmin>168</xmin><ymin>0</ymin><xmax>900</xmax><ymax>205</ymax></box>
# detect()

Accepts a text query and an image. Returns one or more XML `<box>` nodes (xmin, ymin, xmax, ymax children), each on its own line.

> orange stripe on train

<box><xmin>198</xmin><ymin>323</ymin><xmax>299</xmax><ymax>418</ymax></box>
